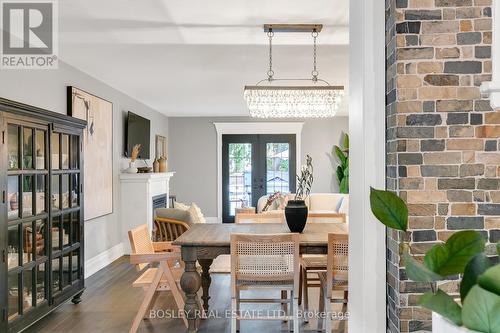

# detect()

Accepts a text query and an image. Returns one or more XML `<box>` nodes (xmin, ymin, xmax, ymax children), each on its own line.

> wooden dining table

<box><xmin>172</xmin><ymin>221</ymin><xmax>348</xmax><ymax>332</ymax></box>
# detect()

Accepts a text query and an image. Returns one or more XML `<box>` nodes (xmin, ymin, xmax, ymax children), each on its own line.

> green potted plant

<box><xmin>334</xmin><ymin>133</ymin><xmax>349</xmax><ymax>194</ymax></box>
<box><xmin>370</xmin><ymin>188</ymin><xmax>500</xmax><ymax>333</ymax></box>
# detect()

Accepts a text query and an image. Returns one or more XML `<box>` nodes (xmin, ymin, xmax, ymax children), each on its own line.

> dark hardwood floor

<box><xmin>25</xmin><ymin>256</ymin><xmax>346</xmax><ymax>333</ymax></box>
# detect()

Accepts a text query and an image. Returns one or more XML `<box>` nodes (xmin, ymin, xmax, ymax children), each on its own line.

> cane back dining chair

<box><xmin>298</xmin><ymin>213</ymin><xmax>347</xmax><ymax>318</ymax></box>
<box><xmin>317</xmin><ymin>233</ymin><xmax>349</xmax><ymax>332</ymax></box>
<box><xmin>230</xmin><ymin>233</ymin><xmax>300</xmax><ymax>333</ymax></box>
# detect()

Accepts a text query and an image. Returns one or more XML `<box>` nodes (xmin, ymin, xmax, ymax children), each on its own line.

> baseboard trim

<box><xmin>84</xmin><ymin>242</ymin><xmax>124</xmax><ymax>279</ymax></box>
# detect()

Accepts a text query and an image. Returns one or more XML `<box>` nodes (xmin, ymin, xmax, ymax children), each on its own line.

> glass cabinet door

<box><xmin>50</xmin><ymin>131</ymin><xmax>82</xmax><ymax>300</ymax></box>
<box><xmin>6</xmin><ymin>122</ymin><xmax>49</xmax><ymax>322</ymax></box>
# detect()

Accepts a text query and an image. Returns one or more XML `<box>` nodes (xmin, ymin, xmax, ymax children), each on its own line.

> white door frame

<box><xmin>348</xmin><ymin>0</ymin><xmax>387</xmax><ymax>332</ymax></box>
<box><xmin>214</xmin><ymin>122</ymin><xmax>304</xmax><ymax>222</ymax></box>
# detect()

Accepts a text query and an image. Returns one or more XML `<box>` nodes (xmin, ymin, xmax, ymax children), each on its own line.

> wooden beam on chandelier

<box><xmin>263</xmin><ymin>24</ymin><xmax>323</xmax><ymax>33</ymax></box>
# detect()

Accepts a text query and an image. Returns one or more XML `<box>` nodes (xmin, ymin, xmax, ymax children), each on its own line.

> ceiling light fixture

<box><xmin>244</xmin><ymin>24</ymin><xmax>344</xmax><ymax>118</ymax></box>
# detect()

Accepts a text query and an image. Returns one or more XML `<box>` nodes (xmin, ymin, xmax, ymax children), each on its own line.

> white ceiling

<box><xmin>59</xmin><ymin>0</ymin><xmax>349</xmax><ymax>116</ymax></box>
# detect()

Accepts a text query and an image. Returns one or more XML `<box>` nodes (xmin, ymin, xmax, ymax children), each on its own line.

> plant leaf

<box><xmin>462</xmin><ymin>285</ymin><xmax>500</xmax><ymax>333</ymax></box>
<box><xmin>339</xmin><ymin>177</ymin><xmax>348</xmax><ymax>194</ymax></box>
<box><xmin>478</xmin><ymin>265</ymin><xmax>500</xmax><ymax>296</ymax></box>
<box><xmin>424</xmin><ymin>230</ymin><xmax>486</xmax><ymax>277</ymax></box>
<box><xmin>336</xmin><ymin>165</ymin><xmax>343</xmax><ymax>183</ymax></box>
<box><xmin>460</xmin><ymin>253</ymin><xmax>492</xmax><ymax>302</ymax></box>
<box><xmin>418</xmin><ymin>289</ymin><xmax>462</xmax><ymax>326</ymax></box>
<box><xmin>335</xmin><ymin>146</ymin><xmax>346</xmax><ymax>165</ymax></box>
<box><xmin>343</xmin><ymin>133</ymin><xmax>349</xmax><ymax>150</ymax></box>
<box><xmin>369</xmin><ymin>187</ymin><xmax>408</xmax><ymax>231</ymax></box>
<box><xmin>404</xmin><ymin>250</ymin><xmax>442</xmax><ymax>282</ymax></box>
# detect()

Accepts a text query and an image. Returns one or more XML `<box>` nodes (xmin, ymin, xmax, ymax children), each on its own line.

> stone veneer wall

<box><xmin>385</xmin><ymin>0</ymin><xmax>499</xmax><ymax>331</ymax></box>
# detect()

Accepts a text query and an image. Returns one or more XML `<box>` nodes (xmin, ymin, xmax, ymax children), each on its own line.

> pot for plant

<box><xmin>433</xmin><ymin>313</ymin><xmax>478</xmax><ymax>333</ymax></box>
<box><xmin>285</xmin><ymin>200</ymin><xmax>308</xmax><ymax>233</ymax></box>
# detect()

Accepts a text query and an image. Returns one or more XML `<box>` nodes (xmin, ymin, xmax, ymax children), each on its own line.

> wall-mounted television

<box><xmin>125</xmin><ymin>111</ymin><xmax>150</xmax><ymax>159</ymax></box>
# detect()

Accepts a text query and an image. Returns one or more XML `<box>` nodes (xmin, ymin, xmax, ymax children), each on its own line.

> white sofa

<box><xmin>257</xmin><ymin>193</ymin><xmax>349</xmax><ymax>215</ymax></box>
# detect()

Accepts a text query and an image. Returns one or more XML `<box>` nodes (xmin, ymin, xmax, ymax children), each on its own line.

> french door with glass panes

<box><xmin>222</xmin><ymin>134</ymin><xmax>296</xmax><ymax>223</ymax></box>
<box><xmin>2</xmin><ymin>114</ymin><xmax>84</xmax><ymax>332</ymax></box>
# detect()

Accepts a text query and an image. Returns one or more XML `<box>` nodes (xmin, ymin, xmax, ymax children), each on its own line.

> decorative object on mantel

<box><xmin>137</xmin><ymin>167</ymin><xmax>152</xmax><ymax>173</ymax></box>
<box><xmin>285</xmin><ymin>155</ymin><xmax>313</xmax><ymax>233</ymax></box>
<box><xmin>153</xmin><ymin>158</ymin><xmax>160</xmax><ymax>172</ymax></box>
<box><xmin>155</xmin><ymin>134</ymin><xmax>167</xmax><ymax>159</ymax></box>
<box><xmin>244</xmin><ymin>24</ymin><xmax>344</xmax><ymax>118</ymax></box>
<box><xmin>67</xmin><ymin>86</ymin><xmax>113</xmax><ymax>220</ymax></box>
<box><xmin>158</xmin><ymin>156</ymin><xmax>167</xmax><ymax>173</ymax></box>
<box><xmin>124</xmin><ymin>144</ymin><xmax>141</xmax><ymax>174</ymax></box>
<box><xmin>370</xmin><ymin>188</ymin><xmax>500</xmax><ymax>333</ymax></box>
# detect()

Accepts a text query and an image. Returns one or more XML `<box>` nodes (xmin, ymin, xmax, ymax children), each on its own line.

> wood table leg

<box><xmin>198</xmin><ymin>259</ymin><xmax>213</xmax><ymax>313</ymax></box>
<box><xmin>180</xmin><ymin>247</ymin><xmax>202</xmax><ymax>333</ymax></box>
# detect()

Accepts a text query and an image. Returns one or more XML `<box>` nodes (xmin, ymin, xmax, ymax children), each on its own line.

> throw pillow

<box><xmin>188</xmin><ymin>203</ymin><xmax>206</xmax><ymax>224</ymax></box>
<box><xmin>174</xmin><ymin>202</ymin><xmax>190</xmax><ymax>211</ymax></box>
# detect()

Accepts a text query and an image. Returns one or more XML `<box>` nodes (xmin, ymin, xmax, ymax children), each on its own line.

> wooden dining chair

<box><xmin>153</xmin><ymin>216</ymin><xmax>190</xmax><ymax>241</ymax></box>
<box><xmin>128</xmin><ymin>224</ymin><xmax>201</xmax><ymax>333</ymax></box>
<box><xmin>234</xmin><ymin>212</ymin><xmax>285</xmax><ymax>224</ymax></box>
<box><xmin>230</xmin><ymin>233</ymin><xmax>300</xmax><ymax>333</ymax></box>
<box><xmin>317</xmin><ymin>233</ymin><xmax>349</xmax><ymax>332</ymax></box>
<box><xmin>298</xmin><ymin>213</ymin><xmax>346</xmax><ymax>318</ymax></box>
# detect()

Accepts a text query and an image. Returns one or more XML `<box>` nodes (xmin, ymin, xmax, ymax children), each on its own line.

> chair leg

<box><xmin>303</xmin><ymin>271</ymin><xmax>309</xmax><ymax>320</ymax></box>
<box><xmin>281</xmin><ymin>290</ymin><xmax>288</xmax><ymax>320</ymax></box>
<box><xmin>298</xmin><ymin>267</ymin><xmax>303</xmax><ymax>306</ymax></box>
<box><xmin>324</xmin><ymin>297</ymin><xmax>332</xmax><ymax>333</ymax></box>
<box><xmin>231</xmin><ymin>297</ymin><xmax>237</xmax><ymax>333</ymax></box>
<box><xmin>236</xmin><ymin>292</ymin><xmax>240</xmax><ymax>332</ymax></box>
<box><xmin>317</xmin><ymin>286</ymin><xmax>324</xmax><ymax>332</ymax></box>
<box><xmin>129</xmin><ymin>267</ymin><xmax>163</xmax><ymax>333</ymax></box>
<box><xmin>340</xmin><ymin>302</ymin><xmax>348</xmax><ymax>332</ymax></box>
<box><xmin>293</xmin><ymin>292</ymin><xmax>299</xmax><ymax>333</ymax></box>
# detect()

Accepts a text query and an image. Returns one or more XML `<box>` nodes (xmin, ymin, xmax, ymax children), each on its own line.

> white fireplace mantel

<box><xmin>119</xmin><ymin>172</ymin><xmax>175</xmax><ymax>253</ymax></box>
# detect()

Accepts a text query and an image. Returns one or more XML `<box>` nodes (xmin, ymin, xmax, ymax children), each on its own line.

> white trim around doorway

<box><xmin>214</xmin><ymin>122</ymin><xmax>304</xmax><ymax>222</ymax></box>
<box><xmin>348</xmin><ymin>0</ymin><xmax>387</xmax><ymax>332</ymax></box>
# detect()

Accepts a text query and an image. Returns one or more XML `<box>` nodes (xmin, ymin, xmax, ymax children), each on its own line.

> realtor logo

<box><xmin>1</xmin><ymin>0</ymin><xmax>58</xmax><ymax>69</ymax></box>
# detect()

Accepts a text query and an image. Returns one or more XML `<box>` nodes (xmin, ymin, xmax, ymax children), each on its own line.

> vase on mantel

<box><xmin>153</xmin><ymin>158</ymin><xmax>160</xmax><ymax>173</ymax></box>
<box><xmin>125</xmin><ymin>161</ymin><xmax>138</xmax><ymax>174</ymax></box>
<box><xmin>158</xmin><ymin>156</ymin><xmax>167</xmax><ymax>172</ymax></box>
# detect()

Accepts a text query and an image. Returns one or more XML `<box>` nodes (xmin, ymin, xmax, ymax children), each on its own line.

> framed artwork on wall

<box><xmin>155</xmin><ymin>134</ymin><xmax>167</xmax><ymax>159</ymax></box>
<box><xmin>67</xmin><ymin>86</ymin><xmax>113</xmax><ymax>221</ymax></box>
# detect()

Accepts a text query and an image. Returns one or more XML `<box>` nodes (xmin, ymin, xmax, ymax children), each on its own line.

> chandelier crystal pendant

<box><xmin>244</xmin><ymin>24</ymin><xmax>344</xmax><ymax>118</ymax></box>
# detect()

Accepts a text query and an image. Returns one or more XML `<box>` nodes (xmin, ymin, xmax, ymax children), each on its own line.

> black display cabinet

<box><xmin>0</xmin><ymin>98</ymin><xmax>86</xmax><ymax>332</ymax></box>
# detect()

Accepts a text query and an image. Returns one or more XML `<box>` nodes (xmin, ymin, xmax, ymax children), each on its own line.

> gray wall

<box><xmin>168</xmin><ymin>117</ymin><xmax>348</xmax><ymax>217</ymax></box>
<box><xmin>0</xmin><ymin>61</ymin><xmax>169</xmax><ymax>261</ymax></box>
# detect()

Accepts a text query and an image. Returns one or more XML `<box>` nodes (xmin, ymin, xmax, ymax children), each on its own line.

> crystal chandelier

<box><xmin>244</xmin><ymin>24</ymin><xmax>344</xmax><ymax>118</ymax></box>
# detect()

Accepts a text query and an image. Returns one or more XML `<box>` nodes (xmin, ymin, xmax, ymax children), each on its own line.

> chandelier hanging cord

<box><xmin>267</xmin><ymin>30</ymin><xmax>274</xmax><ymax>81</ymax></box>
<box><xmin>263</xmin><ymin>25</ymin><xmax>328</xmax><ymax>85</ymax></box>
<box><xmin>312</xmin><ymin>29</ymin><xmax>319</xmax><ymax>82</ymax></box>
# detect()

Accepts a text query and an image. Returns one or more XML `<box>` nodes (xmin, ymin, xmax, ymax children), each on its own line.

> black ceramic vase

<box><xmin>285</xmin><ymin>200</ymin><xmax>308</xmax><ymax>233</ymax></box>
